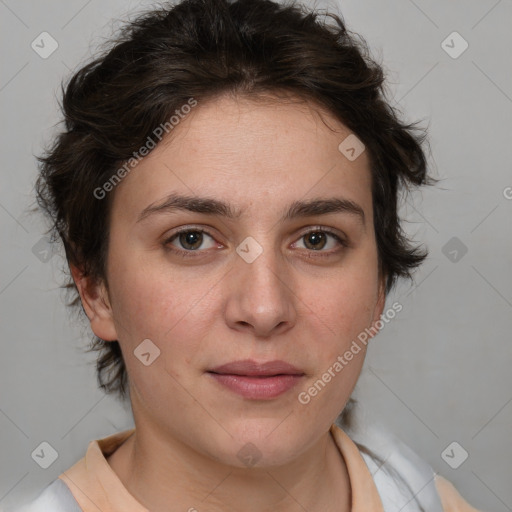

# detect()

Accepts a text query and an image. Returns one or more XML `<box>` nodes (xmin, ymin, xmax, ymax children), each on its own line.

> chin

<box><xmin>205</xmin><ymin>420</ymin><xmax>309</xmax><ymax>468</ymax></box>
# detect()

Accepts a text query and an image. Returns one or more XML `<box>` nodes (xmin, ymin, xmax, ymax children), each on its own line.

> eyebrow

<box><xmin>136</xmin><ymin>193</ymin><xmax>366</xmax><ymax>227</ymax></box>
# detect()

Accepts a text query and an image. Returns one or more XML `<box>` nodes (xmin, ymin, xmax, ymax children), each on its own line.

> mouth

<box><xmin>207</xmin><ymin>359</ymin><xmax>305</xmax><ymax>400</ymax></box>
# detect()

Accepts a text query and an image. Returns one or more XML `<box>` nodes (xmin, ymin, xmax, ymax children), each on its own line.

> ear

<box><xmin>70</xmin><ymin>264</ymin><xmax>118</xmax><ymax>342</ymax></box>
<box><xmin>369</xmin><ymin>275</ymin><xmax>387</xmax><ymax>338</ymax></box>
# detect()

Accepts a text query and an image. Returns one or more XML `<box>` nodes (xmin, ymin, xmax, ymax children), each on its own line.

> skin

<box><xmin>72</xmin><ymin>93</ymin><xmax>386</xmax><ymax>512</ymax></box>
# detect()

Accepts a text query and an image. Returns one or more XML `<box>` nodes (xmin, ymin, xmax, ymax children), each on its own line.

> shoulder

<box><xmin>435</xmin><ymin>475</ymin><xmax>482</xmax><ymax>512</ymax></box>
<box><xmin>340</xmin><ymin>415</ymin><xmax>480</xmax><ymax>512</ymax></box>
<box><xmin>354</xmin><ymin>424</ymin><xmax>444</xmax><ymax>511</ymax></box>
<box><xmin>7</xmin><ymin>479</ymin><xmax>82</xmax><ymax>512</ymax></box>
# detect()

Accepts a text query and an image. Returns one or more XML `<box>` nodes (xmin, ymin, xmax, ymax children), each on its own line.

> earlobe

<box><xmin>70</xmin><ymin>264</ymin><xmax>118</xmax><ymax>341</ymax></box>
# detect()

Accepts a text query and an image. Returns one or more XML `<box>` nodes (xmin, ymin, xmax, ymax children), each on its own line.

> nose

<box><xmin>224</xmin><ymin>245</ymin><xmax>297</xmax><ymax>338</ymax></box>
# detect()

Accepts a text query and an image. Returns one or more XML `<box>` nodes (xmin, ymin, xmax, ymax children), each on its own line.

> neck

<box><xmin>107</xmin><ymin>422</ymin><xmax>351</xmax><ymax>512</ymax></box>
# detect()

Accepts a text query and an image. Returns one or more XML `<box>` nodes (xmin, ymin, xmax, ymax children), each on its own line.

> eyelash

<box><xmin>163</xmin><ymin>226</ymin><xmax>348</xmax><ymax>259</ymax></box>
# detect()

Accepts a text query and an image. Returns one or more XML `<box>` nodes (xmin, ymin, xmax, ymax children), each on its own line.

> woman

<box><xmin>15</xmin><ymin>0</ymin><xmax>481</xmax><ymax>510</ymax></box>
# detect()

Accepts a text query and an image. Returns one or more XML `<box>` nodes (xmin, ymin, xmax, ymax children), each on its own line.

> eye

<box><xmin>293</xmin><ymin>228</ymin><xmax>346</xmax><ymax>253</ymax></box>
<box><xmin>165</xmin><ymin>229</ymin><xmax>218</xmax><ymax>254</ymax></box>
<box><xmin>163</xmin><ymin>226</ymin><xmax>347</xmax><ymax>258</ymax></box>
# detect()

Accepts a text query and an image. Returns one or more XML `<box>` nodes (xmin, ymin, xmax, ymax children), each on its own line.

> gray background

<box><xmin>1</xmin><ymin>0</ymin><xmax>511</xmax><ymax>510</ymax></box>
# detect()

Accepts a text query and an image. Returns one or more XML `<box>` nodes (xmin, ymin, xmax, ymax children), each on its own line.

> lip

<box><xmin>209</xmin><ymin>359</ymin><xmax>304</xmax><ymax>376</ymax></box>
<box><xmin>207</xmin><ymin>359</ymin><xmax>305</xmax><ymax>400</ymax></box>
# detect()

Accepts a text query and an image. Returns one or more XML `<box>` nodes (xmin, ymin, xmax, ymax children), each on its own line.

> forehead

<box><xmin>112</xmin><ymin>93</ymin><xmax>373</xmax><ymax>224</ymax></box>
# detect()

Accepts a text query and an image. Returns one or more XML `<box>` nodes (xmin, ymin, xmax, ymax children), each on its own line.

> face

<box><xmin>76</xmin><ymin>94</ymin><xmax>386</xmax><ymax>467</ymax></box>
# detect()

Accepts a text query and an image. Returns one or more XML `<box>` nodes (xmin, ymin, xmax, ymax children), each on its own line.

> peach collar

<box><xmin>59</xmin><ymin>424</ymin><xmax>384</xmax><ymax>512</ymax></box>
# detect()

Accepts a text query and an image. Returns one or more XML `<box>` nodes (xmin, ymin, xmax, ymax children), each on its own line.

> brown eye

<box><xmin>166</xmin><ymin>229</ymin><xmax>217</xmax><ymax>253</ymax></box>
<box><xmin>178</xmin><ymin>231</ymin><xmax>203</xmax><ymax>250</ymax></box>
<box><xmin>303</xmin><ymin>232</ymin><xmax>328</xmax><ymax>250</ymax></box>
<box><xmin>294</xmin><ymin>229</ymin><xmax>345</xmax><ymax>253</ymax></box>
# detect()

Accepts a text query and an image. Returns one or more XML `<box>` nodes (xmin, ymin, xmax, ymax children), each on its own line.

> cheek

<box><xmin>297</xmin><ymin>273</ymin><xmax>374</xmax><ymax>416</ymax></box>
<box><xmin>105</xmin><ymin>252</ymin><xmax>177</xmax><ymax>349</ymax></box>
<box><xmin>107</xmin><ymin>253</ymin><xmax>219</xmax><ymax>365</ymax></box>
<box><xmin>303</xmin><ymin>264</ymin><xmax>379</xmax><ymax>349</ymax></box>
<box><xmin>107</xmin><ymin>264</ymin><xmax>205</xmax><ymax>404</ymax></box>
<box><xmin>110</xmin><ymin>276</ymin><xmax>172</xmax><ymax>338</ymax></box>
